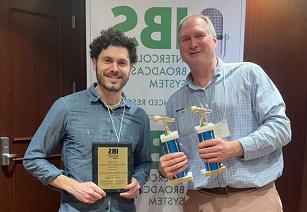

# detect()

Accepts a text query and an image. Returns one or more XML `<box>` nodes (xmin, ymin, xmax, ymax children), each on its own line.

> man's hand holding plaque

<box><xmin>119</xmin><ymin>177</ymin><xmax>141</xmax><ymax>198</ymax></box>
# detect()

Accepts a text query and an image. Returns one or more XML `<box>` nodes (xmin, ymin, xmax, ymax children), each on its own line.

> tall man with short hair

<box><xmin>159</xmin><ymin>14</ymin><xmax>291</xmax><ymax>212</ymax></box>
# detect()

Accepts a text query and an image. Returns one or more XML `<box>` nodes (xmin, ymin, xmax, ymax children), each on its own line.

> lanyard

<box><xmin>107</xmin><ymin>97</ymin><xmax>125</xmax><ymax>143</ymax></box>
<box><xmin>193</xmin><ymin>69</ymin><xmax>227</xmax><ymax>121</ymax></box>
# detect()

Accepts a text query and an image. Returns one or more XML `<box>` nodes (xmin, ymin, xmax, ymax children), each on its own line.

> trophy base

<box><xmin>201</xmin><ymin>166</ymin><xmax>226</xmax><ymax>177</ymax></box>
<box><xmin>169</xmin><ymin>171</ymin><xmax>193</xmax><ymax>185</ymax></box>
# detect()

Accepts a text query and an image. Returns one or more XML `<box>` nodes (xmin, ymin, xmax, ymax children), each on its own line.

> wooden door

<box><xmin>0</xmin><ymin>0</ymin><xmax>86</xmax><ymax>211</ymax></box>
<box><xmin>244</xmin><ymin>0</ymin><xmax>307</xmax><ymax>211</ymax></box>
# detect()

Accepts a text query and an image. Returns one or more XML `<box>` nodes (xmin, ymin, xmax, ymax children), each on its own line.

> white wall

<box><xmin>86</xmin><ymin>1</ymin><xmax>246</xmax><ymax>211</ymax></box>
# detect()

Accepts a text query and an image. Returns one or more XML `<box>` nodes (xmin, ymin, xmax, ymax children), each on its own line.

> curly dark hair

<box><xmin>89</xmin><ymin>28</ymin><xmax>138</xmax><ymax>65</ymax></box>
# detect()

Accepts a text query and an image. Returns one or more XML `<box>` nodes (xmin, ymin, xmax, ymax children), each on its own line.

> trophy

<box><xmin>153</xmin><ymin>115</ymin><xmax>193</xmax><ymax>185</ymax></box>
<box><xmin>191</xmin><ymin>106</ymin><xmax>226</xmax><ymax>177</ymax></box>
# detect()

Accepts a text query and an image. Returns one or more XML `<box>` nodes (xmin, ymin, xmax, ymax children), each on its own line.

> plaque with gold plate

<box><xmin>190</xmin><ymin>106</ymin><xmax>226</xmax><ymax>177</ymax></box>
<box><xmin>92</xmin><ymin>143</ymin><xmax>132</xmax><ymax>193</ymax></box>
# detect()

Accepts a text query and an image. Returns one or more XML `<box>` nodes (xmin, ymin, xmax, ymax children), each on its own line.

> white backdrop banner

<box><xmin>86</xmin><ymin>1</ymin><xmax>246</xmax><ymax>211</ymax></box>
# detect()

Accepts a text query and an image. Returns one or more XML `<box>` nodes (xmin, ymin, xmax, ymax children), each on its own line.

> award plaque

<box><xmin>152</xmin><ymin>115</ymin><xmax>193</xmax><ymax>185</ymax></box>
<box><xmin>191</xmin><ymin>106</ymin><xmax>226</xmax><ymax>177</ymax></box>
<box><xmin>92</xmin><ymin>143</ymin><xmax>132</xmax><ymax>193</ymax></box>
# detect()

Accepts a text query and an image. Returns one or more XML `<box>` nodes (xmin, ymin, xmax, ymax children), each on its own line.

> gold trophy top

<box><xmin>190</xmin><ymin>106</ymin><xmax>212</xmax><ymax>127</ymax></box>
<box><xmin>152</xmin><ymin>115</ymin><xmax>175</xmax><ymax>134</ymax></box>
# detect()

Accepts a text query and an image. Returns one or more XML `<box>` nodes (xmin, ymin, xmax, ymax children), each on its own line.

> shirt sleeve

<box><xmin>238</xmin><ymin>64</ymin><xmax>291</xmax><ymax>160</ymax></box>
<box><xmin>23</xmin><ymin>98</ymin><xmax>67</xmax><ymax>185</ymax></box>
<box><xmin>132</xmin><ymin>109</ymin><xmax>152</xmax><ymax>187</ymax></box>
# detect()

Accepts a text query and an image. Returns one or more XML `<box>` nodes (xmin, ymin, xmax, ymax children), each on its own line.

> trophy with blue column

<box><xmin>190</xmin><ymin>106</ymin><xmax>226</xmax><ymax>177</ymax></box>
<box><xmin>153</xmin><ymin>115</ymin><xmax>193</xmax><ymax>185</ymax></box>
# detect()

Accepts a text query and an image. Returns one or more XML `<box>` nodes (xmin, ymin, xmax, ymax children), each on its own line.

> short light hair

<box><xmin>178</xmin><ymin>14</ymin><xmax>217</xmax><ymax>38</ymax></box>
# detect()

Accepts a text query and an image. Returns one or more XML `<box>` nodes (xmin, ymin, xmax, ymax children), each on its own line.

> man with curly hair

<box><xmin>23</xmin><ymin>28</ymin><xmax>152</xmax><ymax>212</ymax></box>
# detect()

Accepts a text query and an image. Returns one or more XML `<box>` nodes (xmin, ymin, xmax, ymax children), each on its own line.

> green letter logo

<box><xmin>141</xmin><ymin>7</ymin><xmax>171</xmax><ymax>49</ymax></box>
<box><xmin>112</xmin><ymin>6</ymin><xmax>137</xmax><ymax>33</ymax></box>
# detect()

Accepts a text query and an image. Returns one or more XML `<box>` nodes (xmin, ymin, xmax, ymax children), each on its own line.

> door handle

<box><xmin>1</xmin><ymin>137</ymin><xmax>18</xmax><ymax>166</ymax></box>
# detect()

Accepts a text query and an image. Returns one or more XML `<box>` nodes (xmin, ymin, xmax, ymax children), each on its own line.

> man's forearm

<box><xmin>49</xmin><ymin>174</ymin><xmax>78</xmax><ymax>194</ymax></box>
